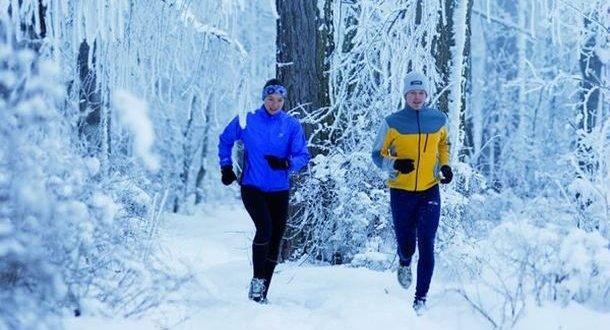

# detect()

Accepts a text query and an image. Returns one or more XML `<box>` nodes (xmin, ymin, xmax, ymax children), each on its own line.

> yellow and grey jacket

<box><xmin>372</xmin><ymin>106</ymin><xmax>450</xmax><ymax>192</ymax></box>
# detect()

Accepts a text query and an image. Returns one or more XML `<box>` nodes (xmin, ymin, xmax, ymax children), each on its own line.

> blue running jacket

<box><xmin>218</xmin><ymin>106</ymin><xmax>310</xmax><ymax>192</ymax></box>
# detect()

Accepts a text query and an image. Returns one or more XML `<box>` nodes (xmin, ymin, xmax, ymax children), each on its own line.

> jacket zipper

<box><xmin>415</xmin><ymin>111</ymin><xmax>421</xmax><ymax>191</ymax></box>
<box><xmin>423</xmin><ymin>133</ymin><xmax>429</xmax><ymax>153</ymax></box>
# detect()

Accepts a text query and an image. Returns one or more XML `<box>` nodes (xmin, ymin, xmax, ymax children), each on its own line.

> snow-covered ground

<box><xmin>67</xmin><ymin>204</ymin><xmax>610</xmax><ymax>330</ymax></box>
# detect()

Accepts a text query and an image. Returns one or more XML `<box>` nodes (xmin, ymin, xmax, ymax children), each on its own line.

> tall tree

<box><xmin>76</xmin><ymin>39</ymin><xmax>103</xmax><ymax>155</ymax></box>
<box><xmin>276</xmin><ymin>0</ymin><xmax>334</xmax><ymax>156</ymax></box>
<box><xmin>578</xmin><ymin>14</ymin><xmax>603</xmax><ymax>136</ymax></box>
<box><xmin>433</xmin><ymin>0</ymin><xmax>473</xmax><ymax>163</ymax></box>
<box><xmin>275</xmin><ymin>0</ymin><xmax>335</xmax><ymax>260</ymax></box>
<box><xmin>575</xmin><ymin>7</ymin><xmax>605</xmax><ymax>220</ymax></box>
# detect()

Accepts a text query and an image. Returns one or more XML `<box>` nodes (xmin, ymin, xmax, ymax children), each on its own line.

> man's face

<box><xmin>405</xmin><ymin>90</ymin><xmax>427</xmax><ymax>110</ymax></box>
<box><xmin>264</xmin><ymin>94</ymin><xmax>285</xmax><ymax>114</ymax></box>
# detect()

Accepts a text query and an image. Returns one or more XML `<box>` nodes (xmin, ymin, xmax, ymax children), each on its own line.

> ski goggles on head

<box><xmin>262</xmin><ymin>85</ymin><xmax>288</xmax><ymax>100</ymax></box>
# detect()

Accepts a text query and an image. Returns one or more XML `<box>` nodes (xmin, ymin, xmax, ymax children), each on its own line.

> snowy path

<box><xmin>68</xmin><ymin>204</ymin><xmax>610</xmax><ymax>330</ymax></box>
<box><xmin>154</xmin><ymin>205</ymin><xmax>471</xmax><ymax>330</ymax></box>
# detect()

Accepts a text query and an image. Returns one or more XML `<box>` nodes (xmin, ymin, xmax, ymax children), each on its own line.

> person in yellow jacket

<box><xmin>371</xmin><ymin>71</ymin><xmax>453</xmax><ymax>315</ymax></box>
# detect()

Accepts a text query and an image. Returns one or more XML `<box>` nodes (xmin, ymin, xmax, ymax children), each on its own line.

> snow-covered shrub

<box><xmin>557</xmin><ymin>228</ymin><xmax>610</xmax><ymax>307</ymax></box>
<box><xmin>0</xmin><ymin>43</ymin><xmax>72</xmax><ymax>329</ymax></box>
<box><xmin>351</xmin><ymin>237</ymin><xmax>395</xmax><ymax>271</ymax></box>
<box><xmin>288</xmin><ymin>152</ymin><xmax>394</xmax><ymax>265</ymax></box>
<box><xmin>446</xmin><ymin>207</ymin><xmax>610</xmax><ymax>329</ymax></box>
<box><xmin>565</xmin><ymin>115</ymin><xmax>610</xmax><ymax>237</ymax></box>
<box><xmin>0</xmin><ymin>36</ymin><xmax>183</xmax><ymax>329</ymax></box>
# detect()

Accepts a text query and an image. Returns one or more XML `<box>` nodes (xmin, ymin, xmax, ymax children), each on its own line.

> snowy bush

<box><xmin>566</xmin><ymin>115</ymin><xmax>610</xmax><ymax>236</ymax></box>
<box><xmin>0</xmin><ymin>34</ymin><xmax>183</xmax><ymax>329</ymax></box>
<box><xmin>446</xmin><ymin>206</ymin><xmax>610</xmax><ymax>329</ymax></box>
<box><xmin>0</xmin><ymin>43</ymin><xmax>69</xmax><ymax>329</ymax></box>
<box><xmin>288</xmin><ymin>152</ymin><xmax>394</xmax><ymax>265</ymax></box>
<box><xmin>557</xmin><ymin>229</ymin><xmax>610</xmax><ymax>307</ymax></box>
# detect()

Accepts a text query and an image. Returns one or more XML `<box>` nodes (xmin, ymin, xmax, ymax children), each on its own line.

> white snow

<box><xmin>176</xmin><ymin>0</ymin><xmax>247</xmax><ymax>57</ymax></box>
<box><xmin>66</xmin><ymin>204</ymin><xmax>610</xmax><ymax>330</ymax></box>
<box><xmin>268</xmin><ymin>0</ymin><xmax>279</xmax><ymax>19</ymax></box>
<box><xmin>90</xmin><ymin>192</ymin><xmax>119</xmax><ymax>225</ymax></box>
<box><xmin>112</xmin><ymin>90</ymin><xmax>159</xmax><ymax>171</ymax></box>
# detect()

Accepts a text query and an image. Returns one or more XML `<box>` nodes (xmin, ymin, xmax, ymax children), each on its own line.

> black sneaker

<box><xmin>413</xmin><ymin>296</ymin><xmax>426</xmax><ymax>316</ymax></box>
<box><xmin>248</xmin><ymin>278</ymin><xmax>267</xmax><ymax>303</ymax></box>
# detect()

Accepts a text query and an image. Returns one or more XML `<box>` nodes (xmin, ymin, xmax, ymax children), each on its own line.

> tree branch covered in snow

<box><xmin>0</xmin><ymin>0</ymin><xmax>274</xmax><ymax>327</ymax></box>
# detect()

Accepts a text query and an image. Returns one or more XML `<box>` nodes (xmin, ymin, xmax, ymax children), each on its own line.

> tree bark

<box><xmin>575</xmin><ymin>13</ymin><xmax>603</xmax><ymax>215</ymax></box>
<box><xmin>578</xmin><ymin>16</ymin><xmax>602</xmax><ymax>135</ymax></box>
<box><xmin>195</xmin><ymin>97</ymin><xmax>212</xmax><ymax>205</ymax></box>
<box><xmin>276</xmin><ymin>0</ymin><xmax>334</xmax><ymax>157</ymax></box>
<box><xmin>276</xmin><ymin>0</ymin><xmax>334</xmax><ymax>260</ymax></box>
<box><xmin>433</xmin><ymin>0</ymin><xmax>473</xmax><ymax>163</ymax></box>
<box><xmin>77</xmin><ymin>40</ymin><xmax>103</xmax><ymax>155</ymax></box>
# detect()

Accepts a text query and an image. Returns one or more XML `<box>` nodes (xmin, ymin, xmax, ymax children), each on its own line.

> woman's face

<box><xmin>264</xmin><ymin>94</ymin><xmax>285</xmax><ymax>115</ymax></box>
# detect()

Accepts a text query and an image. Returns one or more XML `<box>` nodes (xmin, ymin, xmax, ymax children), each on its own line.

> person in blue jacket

<box><xmin>218</xmin><ymin>79</ymin><xmax>310</xmax><ymax>303</ymax></box>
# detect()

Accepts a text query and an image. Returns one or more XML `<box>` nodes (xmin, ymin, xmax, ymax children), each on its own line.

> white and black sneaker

<box><xmin>413</xmin><ymin>297</ymin><xmax>426</xmax><ymax>316</ymax></box>
<box><xmin>397</xmin><ymin>263</ymin><xmax>412</xmax><ymax>289</ymax></box>
<box><xmin>248</xmin><ymin>278</ymin><xmax>267</xmax><ymax>304</ymax></box>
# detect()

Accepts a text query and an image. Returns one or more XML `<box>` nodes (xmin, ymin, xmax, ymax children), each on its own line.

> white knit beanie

<box><xmin>403</xmin><ymin>72</ymin><xmax>429</xmax><ymax>95</ymax></box>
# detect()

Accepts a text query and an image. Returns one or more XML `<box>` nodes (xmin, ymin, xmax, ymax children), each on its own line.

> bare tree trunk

<box><xmin>276</xmin><ymin>0</ymin><xmax>334</xmax><ymax>260</ymax></box>
<box><xmin>174</xmin><ymin>94</ymin><xmax>200</xmax><ymax>213</ymax></box>
<box><xmin>433</xmin><ymin>0</ymin><xmax>473</xmax><ymax>163</ymax></box>
<box><xmin>276</xmin><ymin>0</ymin><xmax>334</xmax><ymax>157</ymax></box>
<box><xmin>195</xmin><ymin>97</ymin><xmax>212</xmax><ymax>205</ymax></box>
<box><xmin>575</xmin><ymin>13</ymin><xmax>603</xmax><ymax>219</ymax></box>
<box><xmin>433</xmin><ymin>0</ymin><xmax>454</xmax><ymax>114</ymax></box>
<box><xmin>77</xmin><ymin>39</ymin><xmax>103</xmax><ymax>155</ymax></box>
<box><xmin>577</xmin><ymin>14</ymin><xmax>603</xmax><ymax>151</ymax></box>
<box><xmin>461</xmin><ymin>0</ymin><xmax>474</xmax><ymax>162</ymax></box>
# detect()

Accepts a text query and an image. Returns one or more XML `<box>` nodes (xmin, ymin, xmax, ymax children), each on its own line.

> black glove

<box><xmin>440</xmin><ymin>165</ymin><xmax>453</xmax><ymax>184</ymax></box>
<box><xmin>264</xmin><ymin>155</ymin><xmax>290</xmax><ymax>170</ymax></box>
<box><xmin>393</xmin><ymin>158</ymin><xmax>415</xmax><ymax>174</ymax></box>
<box><xmin>221</xmin><ymin>166</ymin><xmax>237</xmax><ymax>185</ymax></box>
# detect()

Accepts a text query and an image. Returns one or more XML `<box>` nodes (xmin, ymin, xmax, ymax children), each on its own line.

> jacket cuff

<box><xmin>382</xmin><ymin>157</ymin><xmax>395</xmax><ymax>173</ymax></box>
